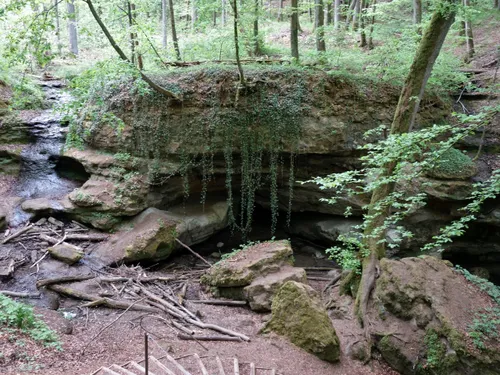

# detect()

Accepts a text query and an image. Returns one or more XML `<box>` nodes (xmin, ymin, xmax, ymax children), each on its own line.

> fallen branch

<box><xmin>0</xmin><ymin>291</ymin><xmax>40</xmax><ymax>298</ymax></box>
<box><xmin>47</xmin><ymin>284</ymin><xmax>160</xmax><ymax>313</ymax></box>
<box><xmin>189</xmin><ymin>299</ymin><xmax>247</xmax><ymax>306</ymax></box>
<box><xmin>36</xmin><ymin>274</ymin><xmax>95</xmax><ymax>288</ymax></box>
<box><xmin>178</xmin><ymin>334</ymin><xmax>242</xmax><ymax>342</ymax></box>
<box><xmin>185</xmin><ymin>317</ymin><xmax>250</xmax><ymax>342</ymax></box>
<box><xmin>2</xmin><ymin>224</ymin><xmax>33</xmax><ymax>244</ymax></box>
<box><xmin>175</xmin><ymin>239</ymin><xmax>211</xmax><ymax>267</ymax></box>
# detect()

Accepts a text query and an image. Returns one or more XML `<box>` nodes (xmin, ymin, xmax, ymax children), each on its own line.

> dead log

<box><xmin>0</xmin><ymin>290</ymin><xmax>40</xmax><ymax>298</ymax></box>
<box><xmin>65</xmin><ymin>234</ymin><xmax>108</xmax><ymax>241</ymax></box>
<box><xmin>178</xmin><ymin>334</ymin><xmax>242</xmax><ymax>342</ymax></box>
<box><xmin>175</xmin><ymin>238</ymin><xmax>212</xmax><ymax>267</ymax></box>
<box><xmin>47</xmin><ymin>284</ymin><xmax>160</xmax><ymax>313</ymax></box>
<box><xmin>2</xmin><ymin>224</ymin><xmax>33</xmax><ymax>244</ymax></box>
<box><xmin>189</xmin><ymin>300</ymin><xmax>247</xmax><ymax>306</ymax></box>
<box><xmin>36</xmin><ymin>274</ymin><xmax>95</xmax><ymax>288</ymax></box>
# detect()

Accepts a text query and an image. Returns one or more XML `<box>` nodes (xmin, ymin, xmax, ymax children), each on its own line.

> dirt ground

<box><xmin>0</xmin><ymin>265</ymin><xmax>399</xmax><ymax>375</ymax></box>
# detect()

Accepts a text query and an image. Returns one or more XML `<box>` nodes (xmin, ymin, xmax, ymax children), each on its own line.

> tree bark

<box><xmin>367</xmin><ymin>0</ymin><xmax>376</xmax><ymax>49</ymax></box>
<box><xmin>334</xmin><ymin>0</ymin><xmax>341</xmax><ymax>29</ymax></box>
<box><xmin>83</xmin><ymin>0</ymin><xmax>179</xmax><ymax>99</ymax></box>
<box><xmin>222</xmin><ymin>0</ymin><xmax>227</xmax><ymax>25</ymax></box>
<box><xmin>127</xmin><ymin>2</ymin><xmax>136</xmax><ymax>64</ymax></box>
<box><xmin>463</xmin><ymin>0</ymin><xmax>474</xmax><ymax>61</ymax></box>
<box><xmin>278</xmin><ymin>0</ymin><xmax>284</xmax><ymax>21</ymax></box>
<box><xmin>413</xmin><ymin>0</ymin><xmax>422</xmax><ymax>24</ymax></box>
<box><xmin>354</xmin><ymin>2</ymin><xmax>457</xmax><ymax>326</ymax></box>
<box><xmin>326</xmin><ymin>2</ymin><xmax>332</xmax><ymax>24</ymax></box>
<box><xmin>253</xmin><ymin>0</ymin><xmax>262</xmax><ymax>55</ymax></box>
<box><xmin>191</xmin><ymin>0</ymin><xmax>198</xmax><ymax>31</ymax></box>
<box><xmin>315</xmin><ymin>0</ymin><xmax>326</xmax><ymax>51</ymax></box>
<box><xmin>168</xmin><ymin>0</ymin><xmax>181</xmax><ymax>60</ymax></box>
<box><xmin>231</xmin><ymin>0</ymin><xmax>245</xmax><ymax>85</ymax></box>
<box><xmin>360</xmin><ymin>0</ymin><xmax>367</xmax><ymax>47</ymax></box>
<box><xmin>352</xmin><ymin>0</ymin><xmax>361</xmax><ymax>31</ymax></box>
<box><xmin>291</xmin><ymin>0</ymin><xmax>299</xmax><ymax>59</ymax></box>
<box><xmin>67</xmin><ymin>0</ymin><xmax>78</xmax><ymax>55</ymax></box>
<box><xmin>162</xmin><ymin>0</ymin><xmax>168</xmax><ymax>48</ymax></box>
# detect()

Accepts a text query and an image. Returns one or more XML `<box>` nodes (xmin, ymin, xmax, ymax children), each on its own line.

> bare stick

<box><xmin>30</xmin><ymin>251</ymin><xmax>49</xmax><ymax>269</ymax></box>
<box><xmin>2</xmin><ymin>224</ymin><xmax>33</xmax><ymax>244</ymax></box>
<box><xmin>189</xmin><ymin>300</ymin><xmax>247</xmax><ymax>306</ymax></box>
<box><xmin>178</xmin><ymin>334</ymin><xmax>242</xmax><ymax>342</ymax></box>
<box><xmin>36</xmin><ymin>274</ymin><xmax>95</xmax><ymax>288</ymax></box>
<box><xmin>0</xmin><ymin>291</ymin><xmax>40</xmax><ymax>298</ymax></box>
<box><xmin>175</xmin><ymin>238</ymin><xmax>212</xmax><ymax>267</ymax></box>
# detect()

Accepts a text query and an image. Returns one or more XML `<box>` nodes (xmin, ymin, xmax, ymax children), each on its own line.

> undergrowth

<box><xmin>0</xmin><ymin>294</ymin><xmax>61</xmax><ymax>349</ymax></box>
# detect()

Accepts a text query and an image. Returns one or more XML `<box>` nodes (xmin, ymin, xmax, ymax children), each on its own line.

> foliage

<box><xmin>423</xmin><ymin>329</ymin><xmax>446</xmax><ymax>370</ymax></box>
<box><xmin>0</xmin><ymin>294</ymin><xmax>61</xmax><ymax>349</ymax></box>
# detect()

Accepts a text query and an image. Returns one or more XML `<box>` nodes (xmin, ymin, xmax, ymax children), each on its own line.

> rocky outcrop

<box><xmin>264</xmin><ymin>281</ymin><xmax>341</xmax><ymax>363</ymax></box>
<box><xmin>90</xmin><ymin>200</ymin><xmax>229</xmax><ymax>266</ymax></box>
<box><xmin>201</xmin><ymin>240</ymin><xmax>307</xmax><ymax>311</ymax></box>
<box><xmin>371</xmin><ymin>256</ymin><xmax>500</xmax><ymax>375</ymax></box>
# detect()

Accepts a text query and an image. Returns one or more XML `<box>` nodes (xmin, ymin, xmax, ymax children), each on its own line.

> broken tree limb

<box><xmin>36</xmin><ymin>274</ymin><xmax>95</xmax><ymax>288</ymax></box>
<box><xmin>47</xmin><ymin>284</ymin><xmax>160</xmax><ymax>313</ymax></box>
<box><xmin>2</xmin><ymin>224</ymin><xmax>33</xmax><ymax>244</ymax></box>
<box><xmin>189</xmin><ymin>300</ymin><xmax>247</xmax><ymax>306</ymax></box>
<box><xmin>0</xmin><ymin>291</ymin><xmax>41</xmax><ymax>298</ymax></box>
<box><xmin>83</xmin><ymin>0</ymin><xmax>180</xmax><ymax>101</ymax></box>
<box><xmin>175</xmin><ymin>239</ymin><xmax>212</xmax><ymax>267</ymax></box>
<box><xmin>178</xmin><ymin>334</ymin><xmax>242</xmax><ymax>342</ymax></box>
<box><xmin>185</xmin><ymin>317</ymin><xmax>250</xmax><ymax>342</ymax></box>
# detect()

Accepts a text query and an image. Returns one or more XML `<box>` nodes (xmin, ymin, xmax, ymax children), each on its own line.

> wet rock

<box><xmin>48</xmin><ymin>216</ymin><xmax>64</xmax><ymax>228</ymax></box>
<box><xmin>201</xmin><ymin>240</ymin><xmax>294</xmax><ymax>287</ymax></box>
<box><xmin>287</xmin><ymin>214</ymin><xmax>361</xmax><ymax>244</ymax></box>
<box><xmin>0</xmin><ymin>145</ymin><xmax>23</xmax><ymax>175</ymax></box>
<box><xmin>264</xmin><ymin>281</ymin><xmax>340</xmax><ymax>363</ymax></box>
<box><xmin>243</xmin><ymin>266</ymin><xmax>307</xmax><ymax>312</ymax></box>
<box><xmin>373</xmin><ymin>256</ymin><xmax>500</xmax><ymax>375</ymax></box>
<box><xmin>48</xmin><ymin>243</ymin><xmax>84</xmax><ymax>265</ymax></box>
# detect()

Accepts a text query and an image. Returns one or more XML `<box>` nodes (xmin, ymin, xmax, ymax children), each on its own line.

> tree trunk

<box><xmin>352</xmin><ymin>0</ymin><xmax>361</xmax><ymax>31</ymax></box>
<box><xmin>334</xmin><ymin>0</ymin><xmax>341</xmax><ymax>29</ymax></box>
<box><xmin>278</xmin><ymin>0</ymin><xmax>284</xmax><ymax>21</ymax></box>
<box><xmin>168</xmin><ymin>0</ymin><xmax>181</xmax><ymax>60</ymax></box>
<box><xmin>67</xmin><ymin>0</ymin><xmax>78</xmax><ymax>55</ymax></box>
<box><xmin>346</xmin><ymin>0</ymin><xmax>356</xmax><ymax>30</ymax></box>
<box><xmin>354</xmin><ymin>2</ymin><xmax>457</xmax><ymax>327</ymax></box>
<box><xmin>367</xmin><ymin>0</ymin><xmax>376</xmax><ymax>49</ymax></box>
<box><xmin>413</xmin><ymin>0</ymin><xmax>422</xmax><ymax>24</ymax></box>
<box><xmin>315</xmin><ymin>0</ymin><xmax>326</xmax><ymax>51</ymax></box>
<box><xmin>291</xmin><ymin>0</ymin><xmax>299</xmax><ymax>59</ymax></box>
<box><xmin>231</xmin><ymin>0</ymin><xmax>245</xmax><ymax>85</ymax></box>
<box><xmin>55</xmin><ymin>0</ymin><xmax>62</xmax><ymax>55</ymax></box>
<box><xmin>191</xmin><ymin>0</ymin><xmax>198</xmax><ymax>30</ymax></box>
<box><xmin>127</xmin><ymin>2</ymin><xmax>136</xmax><ymax>64</ymax></box>
<box><xmin>463</xmin><ymin>0</ymin><xmax>474</xmax><ymax>61</ymax></box>
<box><xmin>360</xmin><ymin>0</ymin><xmax>367</xmax><ymax>47</ymax></box>
<box><xmin>82</xmin><ymin>0</ymin><xmax>179</xmax><ymax>99</ymax></box>
<box><xmin>222</xmin><ymin>0</ymin><xmax>227</xmax><ymax>25</ymax></box>
<box><xmin>326</xmin><ymin>2</ymin><xmax>332</xmax><ymax>25</ymax></box>
<box><xmin>162</xmin><ymin>0</ymin><xmax>168</xmax><ymax>48</ymax></box>
<box><xmin>253</xmin><ymin>0</ymin><xmax>262</xmax><ymax>55</ymax></box>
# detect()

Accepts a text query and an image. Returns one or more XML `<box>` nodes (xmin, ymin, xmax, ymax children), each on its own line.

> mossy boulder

<box><xmin>426</xmin><ymin>148</ymin><xmax>477</xmax><ymax>180</ymax></box>
<box><xmin>48</xmin><ymin>243</ymin><xmax>84</xmax><ymax>265</ymax></box>
<box><xmin>264</xmin><ymin>281</ymin><xmax>340</xmax><ymax>362</ymax></box>
<box><xmin>201</xmin><ymin>240</ymin><xmax>294</xmax><ymax>287</ymax></box>
<box><xmin>372</xmin><ymin>256</ymin><xmax>500</xmax><ymax>375</ymax></box>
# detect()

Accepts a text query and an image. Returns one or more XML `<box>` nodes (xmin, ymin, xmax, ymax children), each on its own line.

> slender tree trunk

<box><xmin>192</xmin><ymin>0</ymin><xmax>198</xmax><ymax>30</ymax></box>
<box><xmin>334</xmin><ymin>0</ymin><xmax>341</xmax><ymax>29</ymax></box>
<box><xmin>326</xmin><ymin>2</ymin><xmax>332</xmax><ymax>24</ymax></box>
<box><xmin>309</xmin><ymin>0</ymin><xmax>313</xmax><ymax>23</ymax></box>
<box><xmin>346</xmin><ymin>0</ymin><xmax>357</xmax><ymax>29</ymax></box>
<box><xmin>278</xmin><ymin>0</ymin><xmax>284</xmax><ymax>21</ymax></box>
<box><xmin>231</xmin><ymin>0</ymin><xmax>245</xmax><ymax>85</ymax></box>
<box><xmin>359</xmin><ymin>0</ymin><xmax>367</xmax><ymax>47</ymax></box>
<box><xmin>82</xmin><ymin>0</ymin><xmax>179</xmax><ymax>99</ymax></box>
<box><xmin>315</xmin><ymin>0</ymin><xmax>326</xmax><ymax>51</ymax></box>
<box><xmin>55</xmin><ymin>0</ymin><xmax>62</xmax><ymax>55</ymax></box>
<box><xmin>367</xmin><ymin>0</ymin><xmax>376</xmax><ymax>49</ymax></box>
<box><xmin>253</xmin><ymin>0</ymin><xmax>262</xmax><ymax>55</ymax></box>
<box><xmin>352</xmin><ymin>0</ymin><xmax>361</xmax><ymax>31</ymax></box>
<box><xmin>463</xmin><ymin>0</ymin><xmax>474</xmax><ymax>61</ymax></box>
<box><xmin>67</xmin><ymin>0</ymin><xmax>79</xmax><ymax>55</ymax></box>
<box><xmin>168</xmin><ymin>0</ymin><xmax>181</xmax><ymax>60</ymax></box>
<box><xmin>413</xmin><ymin>0</ymin><xmax>422</xmax><ymax>24</ymax></box>
<box><xmin>291</xmin><ymin>0</ymin><xmax>299</xmax><ymax>59</ymax></box>
<box><xmin>222</xmin><ymin>0</ymin><xmax>227</xmax><ymax>25</ymax></box>
<box><xmin>354</xmin><ymin>3</ymin><xmax>457</xmax><ymax>327</ymax></box>
<box><xmin>127</xmin><ymin>2</ymin><xmax>136</xmax><ymax>64</ymax></box>
<box><xmin>162</xmin><ymin>0</ymin><xmax>168</xmax><ymax>48</ymax></box>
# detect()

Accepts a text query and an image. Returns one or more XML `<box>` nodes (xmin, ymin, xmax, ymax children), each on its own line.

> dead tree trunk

<box><xmin>354</xmin><ymin>1</ymin><xmax>457</xmax><ymax>327</ymax></box>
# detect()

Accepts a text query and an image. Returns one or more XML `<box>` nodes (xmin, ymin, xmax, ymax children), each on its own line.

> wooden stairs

<box><xmin>91</xmin><ymin>354</ymin><xmax>278</xmax><ymax>375</ymax></box>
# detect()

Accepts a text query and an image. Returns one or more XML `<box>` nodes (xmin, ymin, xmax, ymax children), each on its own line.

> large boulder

<box><xmin>91</xmin><ymin>200</ymin><xmax>230</xmax><ymax>265</ymax></box>
<box><xmin>372</xmin><ymin>256</ymin><xmax>500</xmax><ymax>375</ymax></box>
<box><xmin>264</xmin><ymin>281</ymin><xmax>341</xmax><ymax>363</ymax></box>
<box><xmin>426</xmin><ymin>148</ymin><xmax>477</xmax><ymax>180</ymax></box>
<box><xmin>202</xmin><ymin>240</ymin><xmax>294</xmax><ymax>287</ymax></box>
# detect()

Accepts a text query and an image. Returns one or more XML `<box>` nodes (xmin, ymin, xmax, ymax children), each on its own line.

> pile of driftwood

<box><xmin>36</xmin><ymin>268</ymin><xmax>250</xmax><ymax>346</ymax></box>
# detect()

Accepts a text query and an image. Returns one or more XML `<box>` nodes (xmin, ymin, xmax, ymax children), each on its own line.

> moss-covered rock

<box><xmin>426</xmin><ymin>148</ymin><xmax>477</xmax><ymax>180</ymax></box>
<box><xmin>264</xmin><ymin>281</ymin><xmax>340</xmax><ymax>362</ymax></box>
<box><xmin>201</xmin><ymin>240</ymin><xmax>294</xmax><ymax>288</ymax></box>
<box><xmin>48</xmin><ymin>243</ymin><xmax>84</xmax><ymax>265</ymax></box>
<box><xmin>372</xmin><ymin>256</ymin><xmax>500</xmax><ymax>375</ymax></box>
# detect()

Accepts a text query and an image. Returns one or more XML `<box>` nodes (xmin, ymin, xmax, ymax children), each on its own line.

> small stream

<box><xmin>9</xmin><ymin>80</ymin><xmax>81</xmax><ymax>226</ymax></box>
